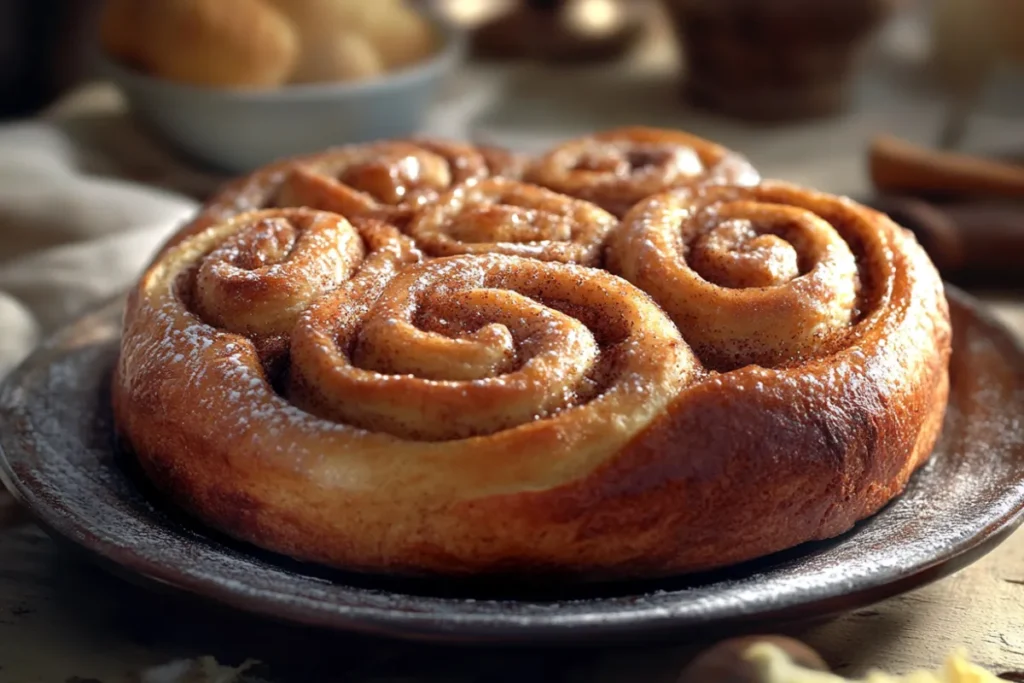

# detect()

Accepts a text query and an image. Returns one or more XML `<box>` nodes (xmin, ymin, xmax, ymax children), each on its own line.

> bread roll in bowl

<box><xmin>113</xmin><ymin>132</ymin><xmax>950</xmax><ymax>579</ymax></box>
<box><xmin>99</xmin><ymin>0</ymin><xmax>298</xmax><ymax>88</ymax></box>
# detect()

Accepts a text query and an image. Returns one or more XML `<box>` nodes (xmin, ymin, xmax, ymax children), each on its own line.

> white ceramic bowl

<box><xmin>97</xmin><ymin>16</ymin><xmax>465</xmax><ymax>173</ymax></box>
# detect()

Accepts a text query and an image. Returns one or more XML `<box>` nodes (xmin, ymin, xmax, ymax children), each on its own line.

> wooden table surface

<box><xmin>3</xmin><ymin>5</ymin><xmax>1024</xmax><ymax>681</ymax></box>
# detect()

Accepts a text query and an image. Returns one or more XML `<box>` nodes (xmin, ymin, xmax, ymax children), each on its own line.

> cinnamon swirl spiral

<box><xmin>598</xmin><ymin>181</ymin><xmax>950</xmax><ymax>573</ymax></box>
<box><xmin>114</xmin><ymin>129</ymin><xmax>951</xmax><ymax>579</ymax></box>
<box><xmin>172</xmin><ymin>139</ymin><xmax>526</xmax><ymax>249</ymax></box>
<box><xmin>115</xmin><ymin>204</ymin><xmax>702</xmax><ymax>575</ymax></box>
<box><xmin>404</xmin><ymin>178</ymin><xmax>618</xmax><ymax>265</ymax></box>
<box><xmin>526</xmin><ymin>126</ymin><xmax>760</xmax><ymax>217</ymax></box>
<box><xmin>289</xmin><ymin>253</ymin><xmax>695</xmax><ymax>442</ymax></box>
<box><xmin>607</xmin><ymin>182</ymin><xmax>898</xmax><ymax>370</ymax></box>
<box><xmin>273</xmin><ymin>139</ymin><xmax>525</xmax><ymax>226</ymax></box>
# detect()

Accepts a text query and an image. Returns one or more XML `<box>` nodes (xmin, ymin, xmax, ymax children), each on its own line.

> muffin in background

<box><xmin>467</xmin><ymin>0</ymin><xmax>645</xmax><ymax>64</ymax></box>
<box><xmin>664</xmin><ymin>0</ymin><xmax>895</xmax><ymax>121</ymax></box>
<box><xmin>99</xmin><ymin>0</ymin><xmax>298</xmax><ymax>88</ymax></box>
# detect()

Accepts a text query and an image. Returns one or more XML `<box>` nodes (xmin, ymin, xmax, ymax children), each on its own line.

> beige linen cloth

<box><xmin>0</xmin><ymin>118</ymin><xmax>196</xmax><ymax>377</ymax></box>
<box><xmin>0</xmin><ymin>73</ymin><xmax>499</xmax><ymax>378</ymax></box>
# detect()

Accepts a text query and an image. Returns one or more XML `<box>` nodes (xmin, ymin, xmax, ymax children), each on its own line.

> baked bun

<box><xmin>174</xmin><ymin>138</ymin><xmax>528</xmax><ymax>241</ymax></box>
<box><xmin>289</xmin><ymin>32</ymin><xmax>385</xmax><ymax>84</ymax></box>
<box><xmin>265</xmin><ymin>0</ymin><xmax>437</xmax><ymax>83</ymax></box>
<box><xmin>525</xmin><ymin>126</ymin><xmax>760</xmax><ymax>217</ymax></box>
<box><xmin>99</xmin><ymin>0</ymin><xmax>298</xmax><ymax>88</ymax></box>
<box><xmin>113</xmin><ymin>130</ymin><xmax>950</xmax><ymax>579</ymax></box>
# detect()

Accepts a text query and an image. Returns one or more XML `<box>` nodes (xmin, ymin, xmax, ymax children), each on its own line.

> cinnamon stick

<box><xmin>869</xmin><ymin>135</ymin><xmax>1024</xmax><ymax>201</ymax></box>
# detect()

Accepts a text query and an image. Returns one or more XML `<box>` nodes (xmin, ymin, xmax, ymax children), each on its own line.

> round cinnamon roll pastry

<box><xmin>114</xmin><ymin>132</ymin><xmax>951</xmax><ymax>580</ymax></box>
<box><xmin>137</xmin><ymin>206</ymin><xmax>421</xmax><ymax>377</ymax></box>
<box><xmin>190</xmin><ymin>209</ymin><xmax>361</xmax><ymax>340</ymax></box>
<box><xmin>404</xmin><ymin>178</ymin><xmax>618</xmax><ymax>265</ymax></box>
<box><xmin>526</xmin><ymin>126</ymin><xmax>760</xmax><ymax>217</ymax></box>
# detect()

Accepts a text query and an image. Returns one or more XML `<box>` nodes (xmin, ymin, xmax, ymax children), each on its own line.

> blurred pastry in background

<box><xmin>265</xmin><ymin>0</ymin><xmax>438</xmax><ymax>84</ymax></box>
<box><xmin>465</xmin><ymin>0</ymin><xmax>644</xmax><ymax>64</ymax></box>
<box><xmin>99</xmin><ymin>0</ymin><xmax>299</xmax><ymax>88</ymax></box>
<box><xmin>679</xmin><ymin>637</ymin><xmax>1006</xmax><ymax>683</ymax></box>
<box><xmin>663</xmin><ymin>0</ymin><xmax>895</xmax><ymax>121</ymax></box>
<box><xmin>99</xmin><ymin>0</ymin><xmax>440</xmax><ymax>89</ymax></box>
<box><xmin>367</xmin><ymin>2</ymin><xmax>440</xmax><ymax>70</ymax></box>
<box><xmin>289</xmin><ymin>32</ymin><xmax>385</xmax><ymax>84</ymax></box>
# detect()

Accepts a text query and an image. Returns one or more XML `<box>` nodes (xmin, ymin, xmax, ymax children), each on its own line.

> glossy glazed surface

<box><xmin>108</xmin><ymin>131</ymin><xmax>951</xmax><ymax>578</ymax></box>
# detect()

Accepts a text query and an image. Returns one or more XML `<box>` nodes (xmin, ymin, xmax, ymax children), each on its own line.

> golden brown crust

<box><xmin>113</xmin><ymin>128</ymin><xmax>951</xmax><ymax>579</ymax></box>
<box><xmin>166</xmin><ymin>139</ymin><xmax>530</xmax><ymax>255</ymax></box>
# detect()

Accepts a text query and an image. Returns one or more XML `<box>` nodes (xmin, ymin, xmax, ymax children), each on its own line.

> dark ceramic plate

<box><xmin>1</xmin><ymin>287</ymin><xmax>1023</xmax><ymax>645</ymax></box>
